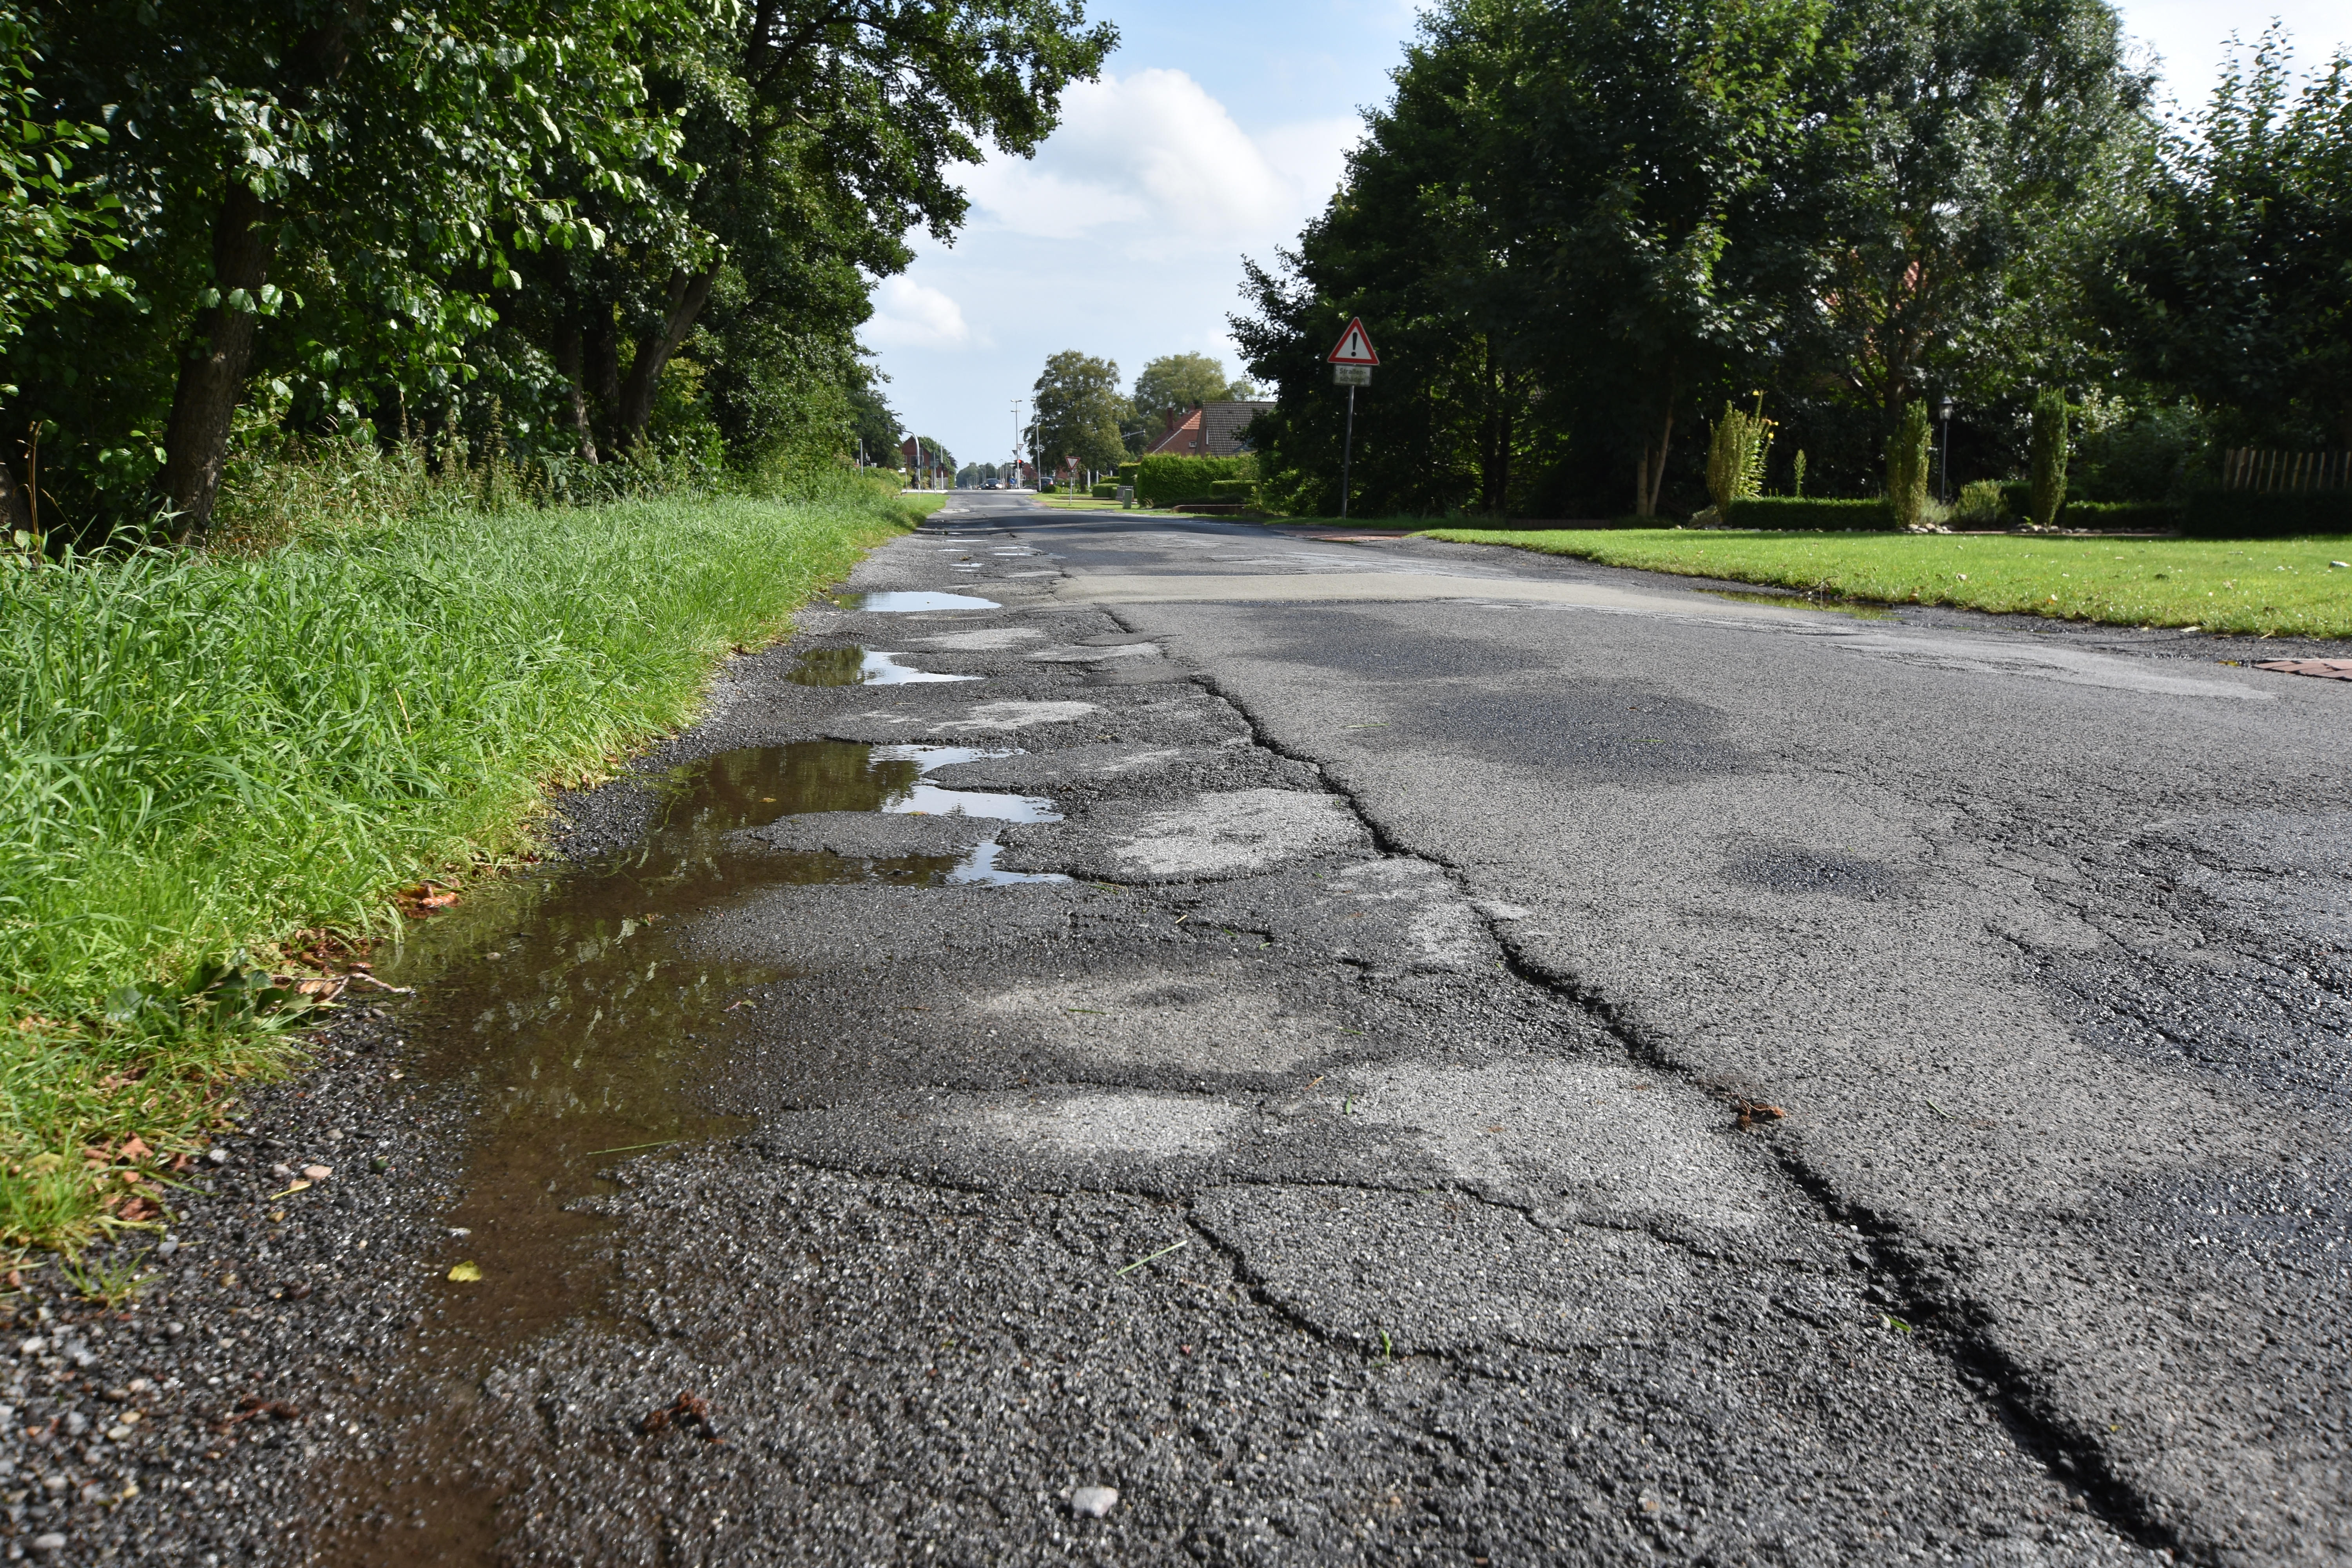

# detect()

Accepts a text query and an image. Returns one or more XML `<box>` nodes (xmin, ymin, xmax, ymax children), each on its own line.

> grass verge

<box><xmin>1</xmin><ymin>482</ymin><xmax>927</xmax><ymax>1252</ymax></box>
<box><xmin>1419</xmin><ymin>528</ymin><xmax>2352</xmax><ymax>639</ymax></box>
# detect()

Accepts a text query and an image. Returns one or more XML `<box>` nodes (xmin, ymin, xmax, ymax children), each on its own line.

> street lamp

<box><xmin>1937</xmin><ymin>396</ymin><xmax>1955</xmax><ymax>507</ymax></box>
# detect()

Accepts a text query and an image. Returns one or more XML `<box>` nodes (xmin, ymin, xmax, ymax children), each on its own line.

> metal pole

<box><xmin>1340</xmin><ymin>383</ymin><xmax>1356</xmax><ymax>522</ymax></box>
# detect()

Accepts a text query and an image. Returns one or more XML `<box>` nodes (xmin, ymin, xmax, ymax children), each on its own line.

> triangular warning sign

<box><xmin>1327</xmin><ymin>318</ymin><xmax>1380</xmax><ymax>366</ymax></box>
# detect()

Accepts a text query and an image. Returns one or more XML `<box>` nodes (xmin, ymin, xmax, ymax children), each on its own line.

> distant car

<box><xmin>983</xmin><ymin>480</ymin><xmax>999</xmax><ymax>490</ymax></box>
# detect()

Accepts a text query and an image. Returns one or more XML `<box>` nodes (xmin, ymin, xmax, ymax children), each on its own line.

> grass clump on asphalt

<box><xmin>1419</xmin><ymin>528</ymin><xmax>2352</xmax><ymax>639</ymax></box>
<box><xmin>0</xmin><ymin>480</ymin><xmax>929</xmax><ymax>1251</ymax></box>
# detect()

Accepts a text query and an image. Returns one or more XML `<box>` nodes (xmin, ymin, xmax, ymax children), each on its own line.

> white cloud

<box><xmin>864</xmin><ymin>276</ymin><xmax>973</xmax><ymax>350</ymax></box>
<box><xmin>960</xmin><ymin>69</ymin><xmax>1359</xmax><ymax>252</ymax></box>
<box><xmin>2113</xmin><ymin>0</ymin><xmax>2349</xmax><ymax>106</ymax></box>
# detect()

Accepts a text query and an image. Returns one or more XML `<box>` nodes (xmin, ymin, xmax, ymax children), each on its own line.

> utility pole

<box><xmin>1340</xmin><ymin>384</ymin><xmax>1357</xmax><ymax>523</ymax></box>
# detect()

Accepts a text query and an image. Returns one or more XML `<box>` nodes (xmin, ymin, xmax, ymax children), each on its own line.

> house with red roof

<box><xmin>1143</xmin><ymin>401</ymin><xmax>1274</xmax><ymax>458</ymax></box>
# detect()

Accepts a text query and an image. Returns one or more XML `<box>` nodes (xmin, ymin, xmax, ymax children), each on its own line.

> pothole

<box><xmin>325</xmin><ymin>737</ymin><xmax>1073</xmax><ymax>1555</ymax></box>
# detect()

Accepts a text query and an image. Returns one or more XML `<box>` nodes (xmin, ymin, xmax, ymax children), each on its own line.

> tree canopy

<box><xmin>2</xmin><ymin>0</ymin><xmax>1114</xmax><ymax>539</ymax></box>
<box><xmin>1028</xmin><ymin>350</ymin><xmax>1127</xmax><ymax>473</ymax></box>
<box><xmin>1231</xmin><ymin>0</ymin><xmax>2273</xmax><ymax>520</ymax></box>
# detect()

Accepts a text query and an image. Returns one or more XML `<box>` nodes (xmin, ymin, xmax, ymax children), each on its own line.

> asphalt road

<box><xmin>16</xmin><ymin>497</ymin><xmax>2345</xmax><ymax>1566</ymax></box>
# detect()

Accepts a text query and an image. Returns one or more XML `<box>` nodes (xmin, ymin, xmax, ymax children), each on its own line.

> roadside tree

<box><xmin>2100</xmin><ymin>29</ymin><xmax>2352</xmax><ymax>448</ymax></box>
<box><xmin>1028</xmin><ymin>351</ymin><xmax>1127</xmax><ymax>474</ymax></box>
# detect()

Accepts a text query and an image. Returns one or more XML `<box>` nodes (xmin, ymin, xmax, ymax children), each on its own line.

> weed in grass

<box><xmin>62</xmin><ymin>1246</ymin><xmax>154</xmax><ymax>1308</ymax></box>
<box><xmin>1</xmin><ymin>471</ymin><xmax>924</xmax><ymax>1251</ymax></box>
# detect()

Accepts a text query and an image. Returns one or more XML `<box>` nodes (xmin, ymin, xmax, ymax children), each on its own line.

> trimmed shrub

<box><xmin>1724</xmin><ymin>497</ymin><xmax>1896</xmax><ymax>531</ymax></box>
<box><xmin>1210</xmin><ymin>479</ymin><xmax>1254</xmax><ymax>501</ymax></box>
<box><xmin>2058</xmin><ymin>501</ymin><xmax>2182</xmax><ymax>532</ymax></box>
<box><xmin>1090</xmin><ymin>483</ymin><xmax>1119</xmax><ymax>500</ymax></box>
<box><xmin>1135</xmin><ymin>454</ymin><xmax>1254</xmax><ymax>506</ymax></box>
<box><xmin>1886</xmin><ymin>402</ymin><xmax>1932</xmax><ymax>529</ymax></box>
<box><xmin>2182</xmin><ymin>488</ymin><xmax>2352</xmax><ymax>539</ymax></box>
<box><xmin>2028</xmin><ymin>388</ymin><xmax>2069</xmax><ymax>529</ymax></box>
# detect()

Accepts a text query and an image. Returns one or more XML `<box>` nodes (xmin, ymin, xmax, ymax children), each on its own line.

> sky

<box><xmin>869</xmin><ymin>0</ymin><xmax>2349</xmax><ymax>470</ymax></box>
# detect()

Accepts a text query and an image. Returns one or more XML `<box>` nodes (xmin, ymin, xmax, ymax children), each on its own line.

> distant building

<box><xmin>1144</xmin><ymin>401</ymin><xmax>1273</xmax><ymax>458</ymax></box>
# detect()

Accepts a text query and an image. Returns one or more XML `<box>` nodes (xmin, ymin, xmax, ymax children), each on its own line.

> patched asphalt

<box><xmin>7</xmin><ymin>497</ymin><xmax>2342</xmax><ymax>1565</ymax></box>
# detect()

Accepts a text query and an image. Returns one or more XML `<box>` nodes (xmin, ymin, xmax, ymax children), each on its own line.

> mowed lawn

<box><xmin>1419</xmin><ymin>528</ymin><xmax>2352</xmax><ymax>639</ymax></box>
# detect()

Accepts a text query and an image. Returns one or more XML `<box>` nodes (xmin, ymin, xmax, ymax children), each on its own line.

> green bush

<box><xmin>2182</xmin><ymin>488</ymin><xmax>2352</xmax><ymax>539</ymax></box>
<box><xmin>1953</xmin><ymin>479</ymin><xmax>2006</xmax><ymax>526</ymax></box>
<box><xmin>1707</xmin><ymin>399</ymin><xmax>1774</xmax><ymax>514</ymax></box>
<box><xmin>1724</xmin><ymin>498</ymin><xmax>1896</xmax><ymax>531</ymax></box>
<box><xmin>1135</xmin><ymin>454</ymin><xmax>1254</xmax><ymax>506</ymax></box>
<box><xmin>2074</xmin><ymin>403</ymin><xmax>2213</xmax><ymax>501</ymax></box>
<box><xmin>1210</xmin><ymin>479</ymin><xmax>1255</xmax><ymax>501</ymax></box>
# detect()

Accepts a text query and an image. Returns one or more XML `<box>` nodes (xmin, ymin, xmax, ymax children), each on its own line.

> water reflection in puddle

<box><xmin>322</xmin><ymin>739</ymin><xmax>1064</xmax><ymax>1561</ymax></box>
<box><xmin>835</xmin><ymin>590</ymin><xmax>1001</xmax><ymax>612</ymax></box>
<box><xmin>788</xmin><ymin>646</ymin><xmax>979</xmax><ymax>686</ymax></box>
<box><xmin>1701</xmin><ymin>589</ymin><xmax>1896</xmax><ymax>620</ymax></box>
<box><xmin>888</xmin><ymin>782</ymin><xmax>1060</xmax><ymax>821</ymax></box>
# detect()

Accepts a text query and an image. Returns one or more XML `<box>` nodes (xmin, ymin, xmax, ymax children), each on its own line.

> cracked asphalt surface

<box><xmin>10</xmin><ymin>496</ymin><xmax>2346</xmax><ymax>1566</ymax></box>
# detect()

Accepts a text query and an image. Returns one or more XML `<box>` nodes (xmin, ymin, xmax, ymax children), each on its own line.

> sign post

<box><xmin>1326</xmin><ymin>318</ymin><xmax>1380</xmax><ymax>521</ymax></box>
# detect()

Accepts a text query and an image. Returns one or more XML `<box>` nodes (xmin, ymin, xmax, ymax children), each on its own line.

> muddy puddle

<box><xmin>833</xmin><ymin>590</ymin><xmax>1000</xmax><ymax>612</ymax></box>
<box><xmin>318</xmin><ymin>740</ymin><xmax>1064</xmax><ymax>1562</ymax></box>
<box><xmin>788</xmin><ymin>647</ymin><xmax>979</xmax><ymax>686</ymax></box>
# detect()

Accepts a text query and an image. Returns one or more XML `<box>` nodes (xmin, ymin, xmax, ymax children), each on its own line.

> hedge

<box><xmin>1135</xmin><ymin>454</ymin><xmax>1254</xmax><ymax>506</ymax></box>
<box><xmin>2182</xmin><ymin>488</ymin><xmax>2352</xmax><ymax>539</ymax></box>
<box><xmin>2058</xmin><ymin>501</ymin><xmax>2182</xmax><ymax>531</ymax></box>
<box><xmin>1724</xmin><ymin>497</ymin><xmax>1896</xmax><ymax>531</ymax></box>
<box><xmin>1090</xmin><ymin>483</ymin><xmax>1120</xmax><ymax>500</ymax></box>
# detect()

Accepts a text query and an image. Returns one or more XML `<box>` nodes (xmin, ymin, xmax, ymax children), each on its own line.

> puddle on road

<box><xmin>834</xmin><ymin>590</ymin><xmax>1001</xmax><ymax>612</ymax></box>
<box><xmin>1701</xmin><ymin>588</ymin><xmax>1896</xmax><ymax>620</ymax></box>
<box><xmin>788</xmin><ymin>646</ymin><xmax>979</xmax><ymax>686</ymax></box>
<box><xmin>319</xmin><ymin>740</ymin><xmax>1062</xmax><ymax>1563</ymax></box>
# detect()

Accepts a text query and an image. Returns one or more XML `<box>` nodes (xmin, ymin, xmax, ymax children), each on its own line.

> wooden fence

<box><xmin>2220</xmin><ymin>448</ymin><xmax>2350</xmax><ymax>492</ymax></box>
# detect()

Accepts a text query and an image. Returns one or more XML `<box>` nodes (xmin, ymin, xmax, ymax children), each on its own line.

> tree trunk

<box><xmin>583</xmin><ymin>307</ymin><xmax>621</xmax><ymax>455</ymax></box>
<box><xmin>1636</xmin><ymin>406</ymin><xmax>1675</xmax><ymax>517</ymax></box>
<box><xmin>552</xmin><ymin>314</ymin><xmax>600</xmax><ymax>465</ymax></box>
<box><xmin>1478</xmin><ymin>346</ymin><xmax>1511</xmax><ymax>515</ymax></box>
<box><xmin>612</xmin><ymin>264</ymin><xmax>721</xmax><ymax>453</ymax></box>
<box><xmin>1632</xmin><ymin>368</ymin><xmax>1678</xmax><ymax>517</ymax></box>
<box><xmin>159</xmin><ymin>181</ymin><xmax>276</xmax><ymax>541</ymax></box>
<box><xmin>0</xmin><ymin>447</ymin><xmax>30</xmax><ymax>537</ymax></box>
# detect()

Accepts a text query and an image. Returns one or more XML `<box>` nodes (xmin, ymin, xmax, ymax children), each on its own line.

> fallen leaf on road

<box><xmin>642</xmin><ymin>1392</ymin><xmax>720</xmax><ymax>1441</ymax></box>
<box><xmin>1733</xmin><ymin>1099</ymin><xmax>1786</xmax><ymax>1129</ymax></box>
<box><xmin>446</xmin><ymin>1261</ymin><xmax>483</xmax><ymax>1282</ymax></box>
<box><xmin>223</xmin><ymin>1396</ymin><xmax>300</xmax><ymax>1428</ymax></box>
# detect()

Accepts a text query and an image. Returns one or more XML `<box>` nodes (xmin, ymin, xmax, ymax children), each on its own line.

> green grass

<box><xmin>0</xmin><ymin>481</ymin><xmax>926</xmax><ymax>1251</ymax></box>
<box><xmin>1419</xmin><ymin>528</ymin><xmax>2352</xmax><ymax>639</ymax></box>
